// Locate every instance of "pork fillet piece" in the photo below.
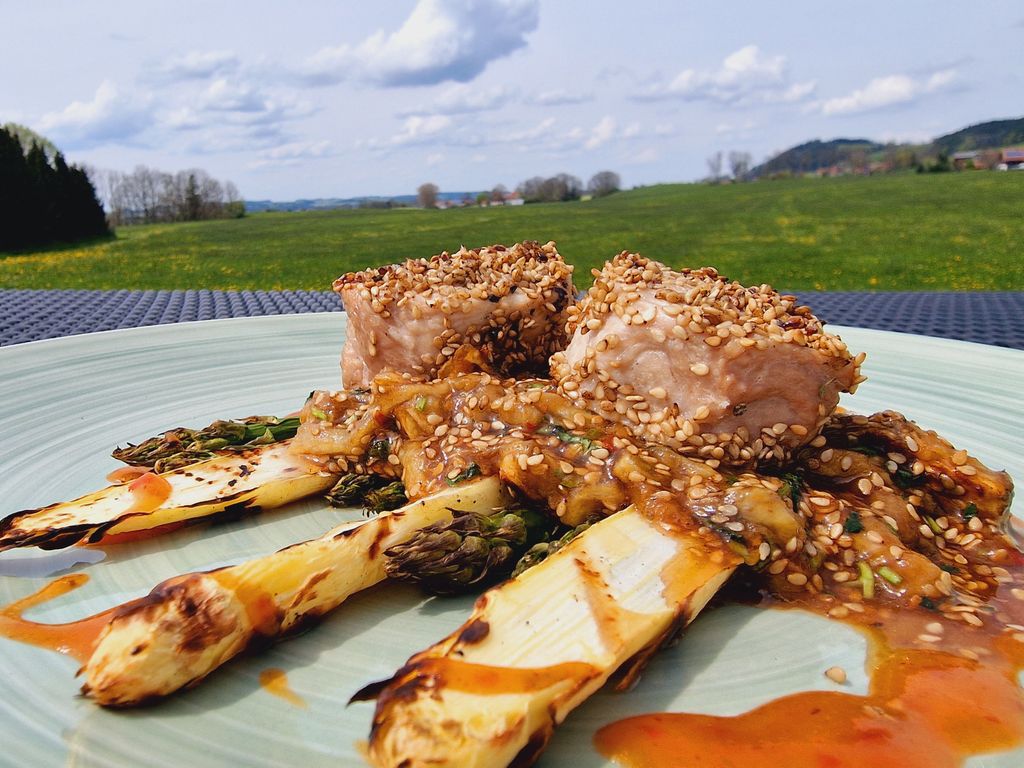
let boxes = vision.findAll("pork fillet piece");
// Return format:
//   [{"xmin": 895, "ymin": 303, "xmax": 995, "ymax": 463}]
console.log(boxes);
[
  {"xmin": 550, "ymin": 253, "xmax": 864, "ymax": 465},
  {"xmin": 335, "ymin": 241, "xmax": 574, "ymax": 387}
]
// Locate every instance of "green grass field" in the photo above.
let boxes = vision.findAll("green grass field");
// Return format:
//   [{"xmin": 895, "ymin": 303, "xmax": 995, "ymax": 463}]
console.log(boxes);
[{"xmin": 2, "ymin": 172, "xmax": 1021, "ymax": 291}]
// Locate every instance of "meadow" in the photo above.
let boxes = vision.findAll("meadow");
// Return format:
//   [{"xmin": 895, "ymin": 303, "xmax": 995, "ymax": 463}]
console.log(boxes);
[{"xmin": 1, "ymin": 172, "xmax": 1021, "ymax": 291}]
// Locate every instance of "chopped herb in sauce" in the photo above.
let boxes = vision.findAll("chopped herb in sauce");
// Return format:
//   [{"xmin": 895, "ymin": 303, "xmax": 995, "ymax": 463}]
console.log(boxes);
[
  {"xmin": 857, "ymin": 561, "xmax": 875, "ymax": 598},
  {"xmin": 446, "ymin": 463, "xmax": 482, "ymax": 486},
  {"xmin": 843, "ymin": 510, "xmax": 863, "ymax": 533},
  {"xmin": 877, "ymin": 566, "xmax": 903, "ymax": 585},
  {"xmin": 536, "ymin": 422, "xmax": 597, "ymax": 452}
]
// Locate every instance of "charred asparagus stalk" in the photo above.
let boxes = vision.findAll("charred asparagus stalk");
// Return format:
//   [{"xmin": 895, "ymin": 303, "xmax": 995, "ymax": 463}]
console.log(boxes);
[
  {"xmin": 383, "ymin": 505, "xmax": 553, "ymax": 595},
  {"xmin": 363, "ymin": 505, "xmax": 739, "ymax": 768},
  {"xmin": 113, "ymin": 415, "xmax": 301, "ymax": 472},
  {"xmin": 82, "ymin": 477, "xmax": 511, "ymax": 706},
  {"xmin": 0, "ymin": 441, "xmax": 335, "ymax": 551},
  {"xmin": 326, "ymin": 474, "xmax": 410, "ymax": 515}
]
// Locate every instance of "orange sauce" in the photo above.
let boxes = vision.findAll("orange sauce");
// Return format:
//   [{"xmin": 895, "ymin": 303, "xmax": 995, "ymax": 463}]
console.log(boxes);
[
  {"xmin": 596, "ymin": 592, "xmax": 1024, "ymax": 768},
  {"xmin": 259, "ymin": 668, "xmax": 307, "ymax": 708},
  {"xmin": 85, "ymin": 521, "xmax": 189, "ymax": 546},
  {"xmin": 414, "ymin": 658, "xmax": 597, "ymax": 694},
  {"xmin": 105, "ymin": 466, "xmax": 151, "ymax": 485},
  {"xmin": 125, "ymin": 471, "xmax": 173, "ymax": 513},
  {"xmin": 597, "ymin": 643, "xmax": 1024, "ymax": 768},
  {"xmin": 0, "ymin": 574, "xmax": 116, "ymax": 664},
  {"xmin": 212, "ymin": 571, "xmax": 281, "ymax": 636}
]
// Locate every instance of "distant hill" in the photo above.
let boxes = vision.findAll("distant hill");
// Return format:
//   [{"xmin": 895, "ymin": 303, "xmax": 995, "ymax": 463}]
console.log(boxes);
[
  {"xmin": 752, "ymin": 139, "xmax": 883, "ymax": 177},
  {"xmin": 751, "ymin": 116, "xmax": 1024, "ymax": 177},
  {"xmin": 246, "ymin": 191, "xmax": 482, "ymax": 213},
  {"xmin": 931, "ymin": 117, "xmax": 1024, "ymax": 154}
]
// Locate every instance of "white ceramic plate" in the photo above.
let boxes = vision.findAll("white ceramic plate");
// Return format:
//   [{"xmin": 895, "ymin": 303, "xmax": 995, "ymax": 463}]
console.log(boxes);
[{"xmin": 0, "ymin": 314, "xmax": 1021, "ymax": 767}]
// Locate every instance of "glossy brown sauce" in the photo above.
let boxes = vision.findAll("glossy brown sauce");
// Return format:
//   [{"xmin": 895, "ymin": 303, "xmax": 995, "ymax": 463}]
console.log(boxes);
[
  {"xmin": 258, "ymin": 668, "xmax": 307, "ymax": 708},
  {"xmin": 0, "ymin": 574, "xmax": 115, "ymax": 664}
]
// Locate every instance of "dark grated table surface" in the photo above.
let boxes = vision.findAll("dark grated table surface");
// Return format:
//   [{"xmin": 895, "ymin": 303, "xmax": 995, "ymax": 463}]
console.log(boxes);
[{"xmin": 1, "ymin": 289, "xmax": 1022, "ymax": 350}]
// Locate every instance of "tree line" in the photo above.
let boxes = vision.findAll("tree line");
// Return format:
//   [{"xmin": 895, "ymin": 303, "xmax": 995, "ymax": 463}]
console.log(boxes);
[
  {"xmin": 416, "ymin": 171, "xmax": 620, "ymax": 208},
  {"xmin": 516, "ymin": 170, "xmax": 620, "ymax": 202},
  {"xmin": 0, "ymin": 124, "xmax": 109, "ymax": 251},
  {"xmin": 91, "ymin": 166, "xmax": 245, "ymax": 226}
]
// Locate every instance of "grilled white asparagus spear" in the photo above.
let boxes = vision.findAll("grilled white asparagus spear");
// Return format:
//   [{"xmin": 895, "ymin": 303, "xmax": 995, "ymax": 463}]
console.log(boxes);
[
  {"xmin": 364, "ymin": 504, "xmax": 738, "ymax": 768},
  {"xmin": 82, "ymin": 477, "xmax": 511, "ymax": 706},
  {"xmin": 0, "ymin": 441, "xmax": 335, "ymax": 551}
]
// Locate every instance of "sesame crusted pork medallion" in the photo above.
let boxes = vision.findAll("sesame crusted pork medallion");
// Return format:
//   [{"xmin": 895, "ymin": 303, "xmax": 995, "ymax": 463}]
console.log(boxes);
[
  {"xmin": 550, "ymin": 253, "xmax": 865, "ymax": 466},
  {"xmin": 335, "ymin": 241, "xmax": 574, "ymax": 387}
]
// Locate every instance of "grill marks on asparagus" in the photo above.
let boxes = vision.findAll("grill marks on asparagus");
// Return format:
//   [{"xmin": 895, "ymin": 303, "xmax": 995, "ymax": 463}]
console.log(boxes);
[
  {"xmin": 364, "ymin": 506, "xmax": 740, "ymax": 768},
  {"xmin": 0, "ymin": 442, "xmax": 335, "ymax": 551},
  {"xmin": 80, "ymin": 478, "xmax": 512, "ymax": 706}
]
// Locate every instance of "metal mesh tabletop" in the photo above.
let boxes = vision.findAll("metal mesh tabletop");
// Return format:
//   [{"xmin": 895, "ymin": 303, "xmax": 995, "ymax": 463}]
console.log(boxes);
[{"xmin": 2, "ymin": 289, "xmax": 1022, "ymax": 349}]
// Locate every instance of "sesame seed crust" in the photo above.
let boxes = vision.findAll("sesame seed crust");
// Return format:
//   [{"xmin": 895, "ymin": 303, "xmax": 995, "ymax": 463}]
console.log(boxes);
[
  {"xmin": 550, "ymin": 252, "xmax": 863, "ymax": 465},
  {"xmin": 336, "ymin": 241, "xmax": 575, "ymax": 387}
]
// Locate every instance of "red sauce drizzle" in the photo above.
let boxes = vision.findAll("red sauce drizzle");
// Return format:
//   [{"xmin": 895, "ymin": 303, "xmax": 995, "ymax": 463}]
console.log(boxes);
[{"xmin": 0, "ymin": 574, "xmax": 117, "ymax": 664}]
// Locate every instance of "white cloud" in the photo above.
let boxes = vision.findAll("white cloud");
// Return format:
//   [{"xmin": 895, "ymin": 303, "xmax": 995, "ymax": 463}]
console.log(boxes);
[
  {"xmin": 426, "ymin": 152, "xmax": 445, "ymax": 166},
  {"xmin": 585, "ymin": 115, "xmax": 616, "ymax": 150},
  {"xmin": 156, "ymin": 77, "xmax": 317, "ymax": 154},
  {"xmin": 195, "ymin": 78, "xmax": 316, "ymax": 127},
  {"xmin": 153, "ymin": 50, "xmax": 239, "ymax": 81},
  {"xmin": 248, "ymin": 139, "xmax": 334, "ymax": 168},
  {"xmin": 367, "ymin": 114, "xmax": 453, "ymax": 148},
  {"xmin": 820, "ymin": 68, "xmax": 957, "ymax": 115},
  {"xmin": 201, "ymin": 78, "xmax": 268, "ymax": 113},
  {"xmin": 528, "ymin": 89, "xmax": 593, "ymax": 106},
  {"xmin": 163, "ymin": 106, "xmax": 203, "ymax": 131},
  {"xmin": 38, "ymin": 80, "xmax": 152, "ymax": 148},
  {"xmin": 634, "ymin": 45, "xmax": 816, "ymax": 106},
  {"xmin": 495, "ymin": 116, "xmax": 556, "ymax": 145},
  {"xmin": 397, "ymin": 84, "xmax": 517, "ymax": 116},
  {"xmin": 300, "ymin": 0, "xmax": 539, "ymax": 87}
]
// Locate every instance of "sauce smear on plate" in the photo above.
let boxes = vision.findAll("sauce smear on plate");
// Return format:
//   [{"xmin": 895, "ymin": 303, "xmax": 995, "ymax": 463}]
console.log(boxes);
[{"xmin": 0, "ymin": 574, "xmax": 114, "ymax": 663}]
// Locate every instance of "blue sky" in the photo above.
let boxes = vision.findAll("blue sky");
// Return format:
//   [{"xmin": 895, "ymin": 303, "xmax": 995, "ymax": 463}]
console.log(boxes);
[{"xmin": 3, "ymin": 0, "xmax": 1021, "ymax": 200}]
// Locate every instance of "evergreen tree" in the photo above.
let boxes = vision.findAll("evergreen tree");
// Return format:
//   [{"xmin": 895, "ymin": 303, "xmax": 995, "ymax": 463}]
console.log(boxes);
[{"xmin": 0, "ymin": 125, "xmax": 110, "ymax": 251}]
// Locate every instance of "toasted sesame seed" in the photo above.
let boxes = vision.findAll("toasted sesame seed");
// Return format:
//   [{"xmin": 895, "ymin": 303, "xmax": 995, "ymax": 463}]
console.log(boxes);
[
  {"xmin": 787, "ymin": 573, "xmax": 809, "ymax": 586},
  {"xmin": 825, "ymin": 666, "xmax": 847, "ymax": 684},
  {"xmin": 690, "ymin": 363, "xmax": 710, "ymax": 376}
]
